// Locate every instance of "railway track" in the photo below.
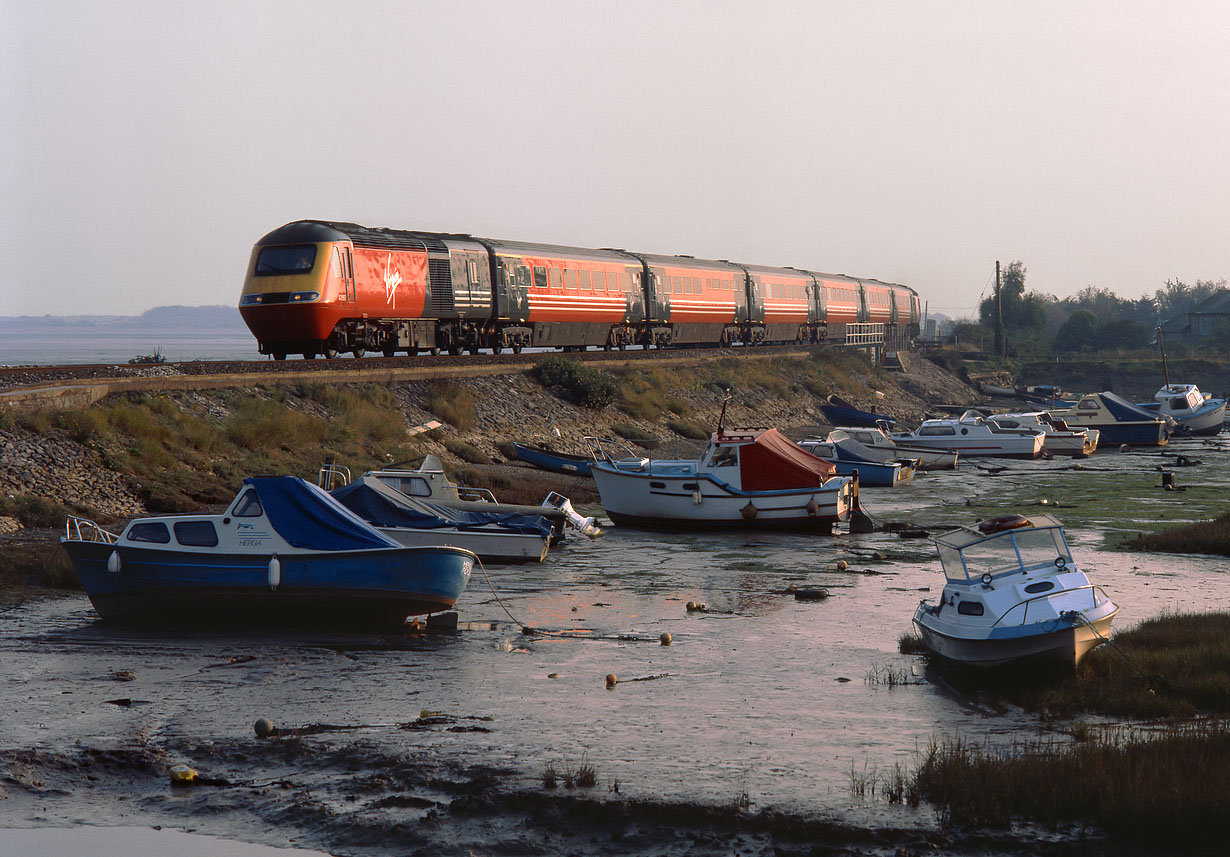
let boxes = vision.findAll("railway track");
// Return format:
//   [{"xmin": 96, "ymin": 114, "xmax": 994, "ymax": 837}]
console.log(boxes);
[{"xmin": 0, "ymin": 344, "xmax": 817, "ymax": 409}]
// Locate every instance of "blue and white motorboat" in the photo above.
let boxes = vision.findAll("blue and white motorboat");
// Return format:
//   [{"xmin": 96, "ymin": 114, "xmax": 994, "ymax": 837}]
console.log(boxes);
[
  {"xmin": 61, "ymin": 476, "xmax": 477, "ymax": 628},
  {"xmin": 1137, "ymin": 384, "xmax": 1225, "ymax": 436},
  {"xmin": 797, "ymin": 437, "xmax": 917, "ymax": 487},
  {"xmin": 589, "ymin": 427, "xmax": 857, "ymax": 532},
  {"xmin": 818, "ymin": 394, "xmax": 896, "ymax": 429},
  {"xmin": 912, "ymin": 514, "xmax": 1119, "ymax": 669},
  {"xmin": 827, "ymin": 425, "xmax": 959, "ymax": 470},
  {"xmin": 1047, "ymin": 391, "xmax": 1171, "ymax": 446}
]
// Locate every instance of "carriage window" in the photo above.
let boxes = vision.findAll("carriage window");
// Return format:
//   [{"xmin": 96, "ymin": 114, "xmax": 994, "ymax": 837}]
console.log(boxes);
[
  {"xmin": 232, "ymin": 490, "xmax": 263, "ymax": 517},
  {"xmin": 255, "ymin": 244, "xmax": 317, "ymax": 276},
  {"xmin": 564, "ymin": 269, "xmax": 576, "ymax": 289},
  {"xmin": 533, "ymin": 266, "xmax": 547, "ymax": 288},
  {"xmin": 174, "ymin": 521, "xmax": 219, "ymax": 547},
  {"xmin": 549, "ymin": 268, "xmax": 562, "ymax": 288},
  {"xmin": 127, "ymin": 522, "xmax": 170, "ymax": 543},
  {"xmin": 673, "ymin": 276, "xmax": 682, "ymax": 294},
  {"xmin": 579, "ymin": 270, "xmax": 591, "ymax": 290}
]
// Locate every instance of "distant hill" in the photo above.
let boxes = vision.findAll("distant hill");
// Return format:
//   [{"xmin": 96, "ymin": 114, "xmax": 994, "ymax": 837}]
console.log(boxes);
[{"xmin": 0, "ymin": 305, "xmax": 247, "ymax": 331}]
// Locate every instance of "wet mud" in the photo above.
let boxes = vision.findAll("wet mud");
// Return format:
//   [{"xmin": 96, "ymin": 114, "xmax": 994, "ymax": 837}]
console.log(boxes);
[{"xmin": 2, "ymin": 436, "xmax": 1228, "ymax": 856}]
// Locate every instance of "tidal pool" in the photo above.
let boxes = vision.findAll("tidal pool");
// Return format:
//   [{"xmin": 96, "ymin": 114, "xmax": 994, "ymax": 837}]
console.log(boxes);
[{"xmin": 1, "ymin": 435, "xmax": 1227, "ymax": 855}]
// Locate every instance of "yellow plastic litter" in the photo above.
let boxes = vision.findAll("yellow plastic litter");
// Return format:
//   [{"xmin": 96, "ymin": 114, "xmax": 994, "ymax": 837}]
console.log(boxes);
[{"xmin": 169, "ymin": 764, "xmax": 198, "ymax": 785}]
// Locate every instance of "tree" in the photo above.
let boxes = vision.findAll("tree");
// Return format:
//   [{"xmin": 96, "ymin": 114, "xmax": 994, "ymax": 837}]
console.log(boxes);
[
  {"xmin": 978, "ymin": 261, "xmax": 1048, "ymax": 351},
  {"xmin": 1054, "ymin": 310, "xmax": 1098, "ymax": 352},
  {"xmin": 1093, "ymin": 317, "xmax": 1151, "ymax": 352}
]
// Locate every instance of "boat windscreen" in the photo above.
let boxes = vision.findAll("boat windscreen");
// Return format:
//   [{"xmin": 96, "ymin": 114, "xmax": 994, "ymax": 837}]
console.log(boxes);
[{"xmin": 941, "ymin": 525, "xmax": 1071, "ymax": 581}]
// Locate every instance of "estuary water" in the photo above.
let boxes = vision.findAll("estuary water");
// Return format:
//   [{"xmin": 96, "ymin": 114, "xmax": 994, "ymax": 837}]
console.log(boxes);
[{"xmin": 1, "ymin": 436, "xmax": 1228, "ymax": 855}]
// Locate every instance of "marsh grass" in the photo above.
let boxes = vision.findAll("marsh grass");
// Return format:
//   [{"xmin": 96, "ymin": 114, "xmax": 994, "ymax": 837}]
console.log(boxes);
[
  {"xmin": 0, "ymin": 540, "xmax": 80, "ymax": 592},
  {"xmin": 1127, "ymin": 512, "xmax": 1230, "ymax": 557},
  {"xmin": 444, "ymin": 438, "xmax": 489, "ymax": 464},
  {"xmin": 910, "ymin": 722, "xmax": 1230, "ymax": 846},
  {"xmin": 425, "ymin": 380, "xmax": 476, "ymax": 430},
  {"xmin": 665, "ymin": 418, "xmax": 710, "ymax": 439},
  {"xmin": 897, "ymin": 631, "xmax": 928, "ymax": 655}
]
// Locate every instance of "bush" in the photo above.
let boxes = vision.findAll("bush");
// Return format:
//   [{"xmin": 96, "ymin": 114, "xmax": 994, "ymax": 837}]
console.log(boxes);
[
  {"xmin": 530, "ymin": 357, "xmax": 617, "ymax": 409},
  {"xmin": 444, "ymin": 439, "xmax": 490, "ymax": 464}
]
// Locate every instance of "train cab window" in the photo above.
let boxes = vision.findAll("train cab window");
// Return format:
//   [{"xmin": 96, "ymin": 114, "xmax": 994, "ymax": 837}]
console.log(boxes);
[
  {"xmin": 579, "ymin": 270, "xmax": 591, "ymax": 290},
  {"xmin": 174, "ymin": 521, "xmax": 219, "ymax": 547},
  {"xmin": 127, "ymin": 522, "xmax": 171, "ymax": 543},
  {"xmin": 255, "ymin": 244, "xmax": 317, "ymax": 276},
  {"xmin": 533, "ymin": 266, "xmax": 547, "ymax": 288}
]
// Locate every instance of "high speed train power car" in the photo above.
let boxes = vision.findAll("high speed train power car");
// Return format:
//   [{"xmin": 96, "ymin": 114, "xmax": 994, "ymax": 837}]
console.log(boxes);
[{"xmin": 238, "ymin": 220, "xmax": 920, "ymax": 360}]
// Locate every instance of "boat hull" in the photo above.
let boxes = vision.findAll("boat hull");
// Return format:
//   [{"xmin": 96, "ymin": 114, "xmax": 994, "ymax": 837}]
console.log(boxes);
[
  {"xmin": 591, "ymin": 465, "xmax": 853, "ymax": 532},
  {"xmin": 378, "ymin": 526, "xmax": 548, "ymax": 563},
  {"xmin": 63, "ymin": 540, "xmax": 474, "ymax": 628},
  {"xmin": 512, "ymin": 442, "xmax": 595, "ymax": 476},
  {"xmin": 913, "ymin": 605, "xmax": 1118, "ymax": 669}
]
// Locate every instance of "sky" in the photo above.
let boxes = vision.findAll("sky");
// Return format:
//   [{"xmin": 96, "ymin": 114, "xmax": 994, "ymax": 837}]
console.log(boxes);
[{"xmin": 4, "ymin": 1, "xmax": 1230, "ymax": 320}]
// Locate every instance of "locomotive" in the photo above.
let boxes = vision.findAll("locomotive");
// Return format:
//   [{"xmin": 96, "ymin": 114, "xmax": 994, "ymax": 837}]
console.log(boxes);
[{"xmin": 238, "ymin": 220, "xmax": 920, "ymax": 360}]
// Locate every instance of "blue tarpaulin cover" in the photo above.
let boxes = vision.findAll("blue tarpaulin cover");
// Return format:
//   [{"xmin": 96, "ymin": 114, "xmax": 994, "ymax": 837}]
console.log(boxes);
[
  {"xmin": 245, "ymin": 477, "xmax": 402, "ymax": 551},
  {"xmin": 332, "ymin": 477, "xmax": 554, "ymax": 539},
  {"xmin": 1098, "ymin": 391, "xmax": 1165, "ymax": 422}
]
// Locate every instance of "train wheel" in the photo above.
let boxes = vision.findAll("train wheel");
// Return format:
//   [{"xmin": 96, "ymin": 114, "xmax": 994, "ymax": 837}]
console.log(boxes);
[
  {"xmin": 272, "ymin": 351, "xmax": 286, "ymax": 361},
  {"xmin": 383, "ymin": 348, "xmax": 396, "ymax": 358},
  {"xmin": 303, "ymin": 352, "xmax": 317, "ymax": 360},
  {"xmin": 323, "ymin": 345, "xmax": 338, "ymax": 359},
  {"xmin": 352, "ymin": 347, "xmax": 366, "ymax": 358},
  {"xmin": 512, "ymin": 345, "xmax": 523, "ymax": 354},
  {"xmin": 429, "ymin": 346, "xmax": 440, "ymax": 356},
  {"xmin": 603, "ymin": 341, "xmax": 612, "ymax": 352},
  {"xmin": 618, "ymin": 342, "xmax": 626, "ymax": 351},
  {"xmin": 492, "ymin": 343, "xmax": 503, "ymax": 354}
]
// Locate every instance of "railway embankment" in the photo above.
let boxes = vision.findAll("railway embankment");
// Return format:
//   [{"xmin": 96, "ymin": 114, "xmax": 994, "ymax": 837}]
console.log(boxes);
[{"xmin": 0, "ymin": 349, "xmax": 979, "ymax": 554}]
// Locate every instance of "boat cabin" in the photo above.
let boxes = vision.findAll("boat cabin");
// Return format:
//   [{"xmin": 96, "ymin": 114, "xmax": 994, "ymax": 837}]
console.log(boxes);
[
  {"xmin": 934, "ymin": 514, "xmax": 1073, "ymax": 586},
  {"xmin": 698, "ymin": 428, "xmax": 837, "ymax": 491}
]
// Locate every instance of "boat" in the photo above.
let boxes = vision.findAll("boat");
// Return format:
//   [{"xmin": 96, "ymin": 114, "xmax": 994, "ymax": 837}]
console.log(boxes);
[
  {"xmin": 827, "ymin": 424, "xmax": 959, "ymax": 470},
  {"xmin": 1047, "ymin": 392, "xmax": 1171, "ymax": 447},
  {"xmin": 1137, "ymin": 384, "xmax": 1226, "ymax": 436},
  {"xmin": 330, "ymin": 475, "xmax": 554, "ymax": 563},
  {"xmin": 511, "ymin": 442, "xmax": 598, "ymax": 476},
  {"xmin": 60, "ymin": 476, "xmax": 477, "ymax": 628},
  {"xmin": 818, "ymin": 394, "xmax": 896, "ymax": 429},
  {"xmin": 589, "ymin": 427, "xmax": 859, "ymax": 532},
  {"xmin": 890, "ymin": 415, "xmax": 1045, "ymax": 459},
  {"xmin": 912, "ymin": 514, "xmax": 1119, "ymax": 669},
  {"xmin": 347, "ymin": 456, "xmax": 571, "ymax": 543},
  {"xmin": 796, "ymin": 437, "xmax": 917, "ymax": 487},
  {"xmin": 511, "ymin": 436, "xmax": 645, "ymax": 477},
  {"xmin": 982, "ymin": 411, "xmax": 1099, "ymax": 456}
]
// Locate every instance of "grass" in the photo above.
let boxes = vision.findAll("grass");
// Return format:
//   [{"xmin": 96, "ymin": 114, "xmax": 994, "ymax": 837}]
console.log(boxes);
[
  {"xmin": 1126, "ymin": 512, "xmax": 1230, "ymax": 557},
  {"xmin": 0, "ymin": 540, "xmax": 80, "ymax": 593},
  {"xmin": 444, "ymin": 438, "xmax": 489, "ymax": 464},
  {"xmin": 425, "ymin": 379, "xmax": 476, "ymax": 430},
  {"xmin": 665, "ymin": 418, "xmax": 710, "ymax": 440},
  {"xmin": 908, "ymin": 723, "xmax": 1230, "ymax": 847}
]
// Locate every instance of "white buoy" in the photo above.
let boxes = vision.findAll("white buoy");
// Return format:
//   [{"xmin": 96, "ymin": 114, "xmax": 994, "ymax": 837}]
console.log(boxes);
[
  {"xmin": 267, "ymin": 555, "xmax": 281, "ymax": 590},
  {"xmin": 106, "ymin": 550, "xmax": 121, "ymax": 573}
]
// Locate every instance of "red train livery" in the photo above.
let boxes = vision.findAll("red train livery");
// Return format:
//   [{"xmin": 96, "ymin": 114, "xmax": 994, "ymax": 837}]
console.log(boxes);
[{"xmin": 238, "ymin": 220, "xmax": 921, "ymax": 359}]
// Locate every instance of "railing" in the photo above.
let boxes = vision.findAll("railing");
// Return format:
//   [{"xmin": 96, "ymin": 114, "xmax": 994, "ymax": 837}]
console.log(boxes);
[
  {"xmin": 65, "ymin": 515, "xmax": 117, "ymax": 544},
  {"xmin": 456, "ymin": 487, "xmax": 499, "ymax": 503},
  {"xmin": 843, "ymin": 323, "xmax": 885, "ymax": 345},
  {"xmin": 992, "ymin": 585, "xmax": 1111, "ymax": 628},
  {"xmin": 317, "ymin": 464, "xmax": 352, "ymax": 490}
]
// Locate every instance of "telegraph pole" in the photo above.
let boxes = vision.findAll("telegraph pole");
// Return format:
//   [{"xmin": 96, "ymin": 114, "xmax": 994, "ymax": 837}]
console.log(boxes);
[{"xmin": 993, "ymin": 260, "xmax": 1005, "ymax": 358}]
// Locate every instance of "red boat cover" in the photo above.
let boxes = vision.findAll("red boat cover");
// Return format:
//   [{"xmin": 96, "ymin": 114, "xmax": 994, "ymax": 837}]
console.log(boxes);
[{"xmin": 723, "ymin": 428, "xmax": 836, "ymax": 491}]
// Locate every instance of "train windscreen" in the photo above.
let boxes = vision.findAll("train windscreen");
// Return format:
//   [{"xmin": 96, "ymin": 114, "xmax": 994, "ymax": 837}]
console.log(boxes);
[{"xmin": 255, "ymin": 244, "xmax": 317, "ymax": 276}]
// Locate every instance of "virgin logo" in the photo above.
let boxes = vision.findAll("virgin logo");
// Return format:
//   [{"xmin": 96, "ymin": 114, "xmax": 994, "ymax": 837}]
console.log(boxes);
[{"xmin": 383, "ymin": 254, "xmax": 402, "ymax": 308}]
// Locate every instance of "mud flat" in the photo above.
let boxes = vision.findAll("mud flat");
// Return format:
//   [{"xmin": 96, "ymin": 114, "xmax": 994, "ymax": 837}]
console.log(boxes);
[{"xmin": 1, "ymin": 435, "xmax": 1228, "ymax": 855}]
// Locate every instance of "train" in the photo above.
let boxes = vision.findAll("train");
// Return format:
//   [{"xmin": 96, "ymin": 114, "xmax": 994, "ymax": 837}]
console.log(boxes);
[{"xmin": 238, "ymin": 220, "xmax": 921, "ymax": 360}]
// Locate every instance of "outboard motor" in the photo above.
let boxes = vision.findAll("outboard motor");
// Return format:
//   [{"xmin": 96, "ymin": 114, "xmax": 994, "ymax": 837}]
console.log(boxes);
[{"xmin": 542, "ymin": 492, "xmax": 602, "ymax": 538}]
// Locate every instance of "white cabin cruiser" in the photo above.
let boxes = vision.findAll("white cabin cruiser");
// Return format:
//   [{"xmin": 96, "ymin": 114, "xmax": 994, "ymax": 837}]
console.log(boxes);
[
  {"xmin": 912, "ymin": 514, "xmax": 1119, "ymax": 669},
  {"xmin": 891, "ymin": 416, "xmax": 1045, "ymax": 459},
  {"xmin": 983, "ymin": 411, "xmax": 1099, "ymax": 456},
  {"xmin": 1139, "ymin": 384, "xmax": 1225, "ymax": 436}
]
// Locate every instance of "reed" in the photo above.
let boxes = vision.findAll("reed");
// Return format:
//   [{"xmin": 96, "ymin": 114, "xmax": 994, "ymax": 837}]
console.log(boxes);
[
  {"xmin": 910, "ymin": 722, "xmax": 1230, "ymax": 846},
  {"xmin": 1127, "ymin": 513, "xmax": 1230, "ymax": 557}
]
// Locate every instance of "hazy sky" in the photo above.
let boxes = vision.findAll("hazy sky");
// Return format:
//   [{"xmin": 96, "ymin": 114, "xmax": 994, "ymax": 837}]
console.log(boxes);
[{"xmin": 5, "ymin": 1, "xmax": 1230, "ymax": 319}]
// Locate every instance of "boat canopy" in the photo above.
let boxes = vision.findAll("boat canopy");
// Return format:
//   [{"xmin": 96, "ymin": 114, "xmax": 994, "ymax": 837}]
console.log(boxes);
[
  {"xmin": 933, "ymin": 514, "xmax": 1073, "ymax": 583},
  {"xmin": 243, "ymin": 476, "xmax": 402, "ymax": 551},
  {"xmin": 714, "ymin": 428, "xmax": 836, "ymax": 491},
  {"xmin": 1087, "ymin": 392, "xmax": 1164, "ymax": 422},
  {"xmin": 331, "ymin": 477, "xmax": 555, "ymax": 538}
]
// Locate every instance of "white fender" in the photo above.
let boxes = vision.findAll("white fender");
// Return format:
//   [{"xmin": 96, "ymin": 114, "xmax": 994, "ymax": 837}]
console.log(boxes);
[
  {"xmin": 268, "ymin": 555, "xmax": 281, "ymax": 590},
  {"xmin": 106, "ymin": 550, "xmax": 121, "ymax": 573}
]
